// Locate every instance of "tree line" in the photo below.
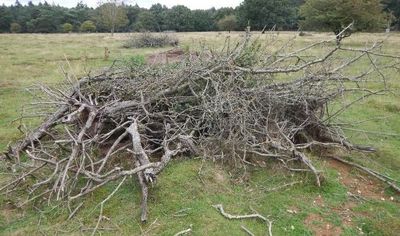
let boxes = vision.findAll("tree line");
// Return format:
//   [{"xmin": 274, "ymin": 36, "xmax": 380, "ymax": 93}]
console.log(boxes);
[{"xmin": 0, "ymin": 0, "xmax": 399, "ymax": 34}]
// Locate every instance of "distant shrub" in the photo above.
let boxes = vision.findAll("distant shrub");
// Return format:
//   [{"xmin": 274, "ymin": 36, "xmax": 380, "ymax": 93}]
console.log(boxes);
[
  {"xmin": 10, "ymin": 23, "xmax": 21, "ymax": 33},
  {"xmin": 299, "ymin": 31, "xmax": 312, "ymax": 36},
  {"xmin": 217, "ymin": 15, "xmax": 237, "ymax": 33},
  {"xmin": 62, "ymin": 23, "xmax": 73, "ymax": 33},
  {"xmin": 80, "ymin": 20, "xmax": 96, "ymax": 33},
  {"xmin": 123, "ymin": 32, "xmax": 179, "ymax": 48}
]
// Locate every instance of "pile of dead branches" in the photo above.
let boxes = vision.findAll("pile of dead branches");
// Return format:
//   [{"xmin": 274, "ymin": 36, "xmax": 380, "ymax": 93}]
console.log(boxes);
[
  {"xmin": 123, "ymin": 32, "xmax": 179, "ymax": 48},
  {"xmin": 2, "ymin": 26, "xmax": 400, "ymax": 227}
]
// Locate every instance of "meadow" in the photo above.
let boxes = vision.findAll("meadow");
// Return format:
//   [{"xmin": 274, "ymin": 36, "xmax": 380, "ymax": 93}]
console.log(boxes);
[{"xmin": 0, "ymin": 32, "xmax": 399, "ymax": 235}]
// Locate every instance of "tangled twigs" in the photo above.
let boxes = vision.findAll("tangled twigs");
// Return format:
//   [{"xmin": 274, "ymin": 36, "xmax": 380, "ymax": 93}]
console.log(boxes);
[
  {"xmin": 213, "ymin": 204, "xmax": 273, "ymax": 236},
  {"xmin": 1, "ymin": 26, "xmax": 400, "ymax": 226}
]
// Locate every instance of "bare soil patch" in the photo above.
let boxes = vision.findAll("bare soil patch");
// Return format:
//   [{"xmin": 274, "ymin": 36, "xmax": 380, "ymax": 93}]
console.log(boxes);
[
  {"xmin": 147, "ymin": 48, "xmax": 185, "ymax": 65},
  {"xmin": 305, "ymin": 213, "xmax": 342, "ymax": 236},
  {"xmin": 327, "ymin": 159, "xmax": 386, "ymax": 200},
  {"xmin": 304, "ymin": 158, "xmax": 393, "ymax": 235}
]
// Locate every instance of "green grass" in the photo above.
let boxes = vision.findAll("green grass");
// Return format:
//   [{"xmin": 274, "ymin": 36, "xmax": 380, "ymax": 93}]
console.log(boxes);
[{"xmin": 0, "ymin": 32, "xmax": 400, "ymax": 235}]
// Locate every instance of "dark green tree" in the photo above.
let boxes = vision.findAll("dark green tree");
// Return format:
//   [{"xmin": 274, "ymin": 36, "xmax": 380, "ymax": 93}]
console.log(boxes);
[
  {"xmin": 300, "ymin": 0, "xmax": 387, "ymax": 34},
  {"xmin": 0, "ymin": 5, "xmax": 13, "ymax": 32},
  {"xmin": 126, "ymin": 4, "xmax": 141, "ymax": 30},
  {"xmin": 192, "ymin": 9, "xmax": 216, "ymax": 31},
  {"xmin": 133, "ymin": 10, "xmax": 158, "ymax": 31},
  {"xmin": 383, "ymin": 0, "xmax": 400, "ymax": 30},
  {"xmin": 237, "ymin": 0, "xmax": 298, "ymax": 30},
  {"xmin": 29, "ymin": 6, "xmax": 65, "ymax": 33},
  {"xmin": 67, "ymin": 2, "xmax": 94, "ymax": 31},
  {"xmin": 164, "ymin": 5, "xmax": 193, "ymax": 32},
  {"xmin": 0, "ymin": 1, "xmax": 94, "ymax": 33},
  {"xmin": 150, "ymin": 4, "xmax": 168, "ymax": 31}
]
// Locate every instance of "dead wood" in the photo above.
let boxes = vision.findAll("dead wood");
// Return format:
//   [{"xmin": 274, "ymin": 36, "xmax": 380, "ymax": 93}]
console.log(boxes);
[{"xmin": 1, "ymin": 26, "xmax": 400, "ymax": 227}]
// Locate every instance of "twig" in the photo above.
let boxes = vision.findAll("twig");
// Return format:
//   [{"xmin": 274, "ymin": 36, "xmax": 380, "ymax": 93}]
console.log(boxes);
[
  {"xmin": 241, "ymin": 225, "xmax": 255, "ymax": 236},
  {"xmin": 174, "ymin": 225, "xmax": 193, "ymax": 236},
  {"xmin": 91, "ymin": 176, "xmax": 127, "ymax": 236},
  {"xmin": 67, "ymin": 202, "xmax": 83, "ymax": 220},
  {"xmin": 212, "ymin": 204, "xmax": 273, "ymax": 236}
]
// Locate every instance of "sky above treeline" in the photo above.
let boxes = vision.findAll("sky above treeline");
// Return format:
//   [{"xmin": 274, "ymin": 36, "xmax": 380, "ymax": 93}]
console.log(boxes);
[{"xmin": 1, "ymin": 0, "xmax": 244, "ymax": 9}]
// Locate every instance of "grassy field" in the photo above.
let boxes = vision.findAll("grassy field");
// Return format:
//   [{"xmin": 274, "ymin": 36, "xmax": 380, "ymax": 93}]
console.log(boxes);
[{"xmin": 0, "ymin": 32, "xmax": 399, "ymax": 235}]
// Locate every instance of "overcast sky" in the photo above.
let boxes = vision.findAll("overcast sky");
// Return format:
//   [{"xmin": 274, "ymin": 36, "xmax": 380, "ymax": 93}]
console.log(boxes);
[{"xmin": 1, "ymin": 0, "xmax": 243, "ymax": 9}]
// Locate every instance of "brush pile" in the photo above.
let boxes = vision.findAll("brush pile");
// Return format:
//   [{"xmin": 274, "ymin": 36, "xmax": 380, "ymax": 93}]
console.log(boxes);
[
  {"xmin": 123, "ymin": 32, "xmax": 179, "ymax": 48},
  {"xmin": 2, "ymin": 28, "xmax": 400, "ymax": 224}
]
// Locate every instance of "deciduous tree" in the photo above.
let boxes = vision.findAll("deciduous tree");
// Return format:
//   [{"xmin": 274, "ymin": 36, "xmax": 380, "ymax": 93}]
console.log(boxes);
[
  {"xmin": 300, "ymin": 0, "xmax": 386, "ymax": 34},
  {"xmin": 95, "ymin": 0, "xmax": 128, "ymax": 35},
  {"xmin": 62, "ymin": 23, "xmax": 73, "ymax": 32},
  {"xmin": 133, "ymin": 11, "xmax": 158, "ymax": 32},
  {"xmin": 192, "ymin": 9, "xmax": 216, "ymax": 31},
  {"xmin": 10, "ymin": 22, "xmax": 21, "ymax": 33},
  {"xmin": 80, "ymin": 20, "xmax": 96, "ymax": 32},
  {"xmin": 217, "ymin": 15, "xmax": 237, "ymax": 32},
  {"xmin": 237, "ymin": 0, "xmax": 298, "ymax": 30},
  {"xmin": 164, "ymin": 5, "xmax": 193, "ymax": 32}
]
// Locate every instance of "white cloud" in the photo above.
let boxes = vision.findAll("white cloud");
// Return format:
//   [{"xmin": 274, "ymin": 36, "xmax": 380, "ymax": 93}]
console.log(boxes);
[{"xmin": 1, "ymin": 0, "xmax": 243, "ymax": 9}]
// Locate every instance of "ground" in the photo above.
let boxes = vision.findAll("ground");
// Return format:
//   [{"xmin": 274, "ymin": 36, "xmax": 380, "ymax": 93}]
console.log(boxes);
[{"xmin": 0, "ymin": 32, "xmax": 399, "ymax": 235}]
